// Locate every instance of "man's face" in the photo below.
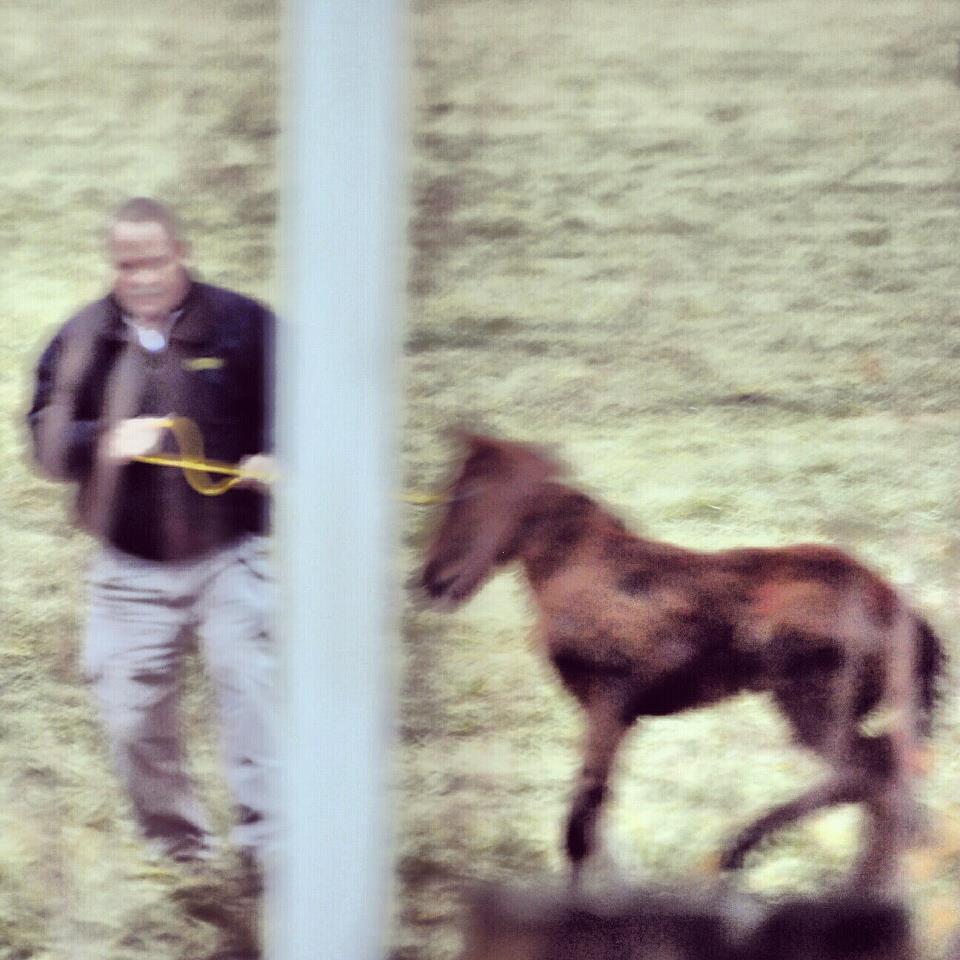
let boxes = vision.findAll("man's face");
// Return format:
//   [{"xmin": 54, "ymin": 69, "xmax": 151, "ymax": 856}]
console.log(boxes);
[{"xmin": 109, "ymin": 219, "xmax": 188, "ymax": 321}]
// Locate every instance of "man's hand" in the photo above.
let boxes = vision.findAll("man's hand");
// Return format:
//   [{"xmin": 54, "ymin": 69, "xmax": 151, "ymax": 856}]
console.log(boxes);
[
  {"xmin": 104, "ymin": 417, "xmax": 168, "ymax": 463},
  {"xmin": 236, "ymin": 453, "xmax": 278, "ymax": 491}
]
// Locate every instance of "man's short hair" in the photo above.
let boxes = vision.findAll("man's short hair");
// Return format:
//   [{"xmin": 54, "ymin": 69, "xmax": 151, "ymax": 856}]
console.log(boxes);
[{"xmin": 109, "ymin": 197, "xmax": 183, "ymax": 241}]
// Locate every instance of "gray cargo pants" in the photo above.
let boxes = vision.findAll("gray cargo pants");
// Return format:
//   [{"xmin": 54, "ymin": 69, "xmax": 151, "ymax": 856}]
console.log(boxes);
[{"xmin": 82, "ymin": 534, "xmax": 276, "ymax": 862}]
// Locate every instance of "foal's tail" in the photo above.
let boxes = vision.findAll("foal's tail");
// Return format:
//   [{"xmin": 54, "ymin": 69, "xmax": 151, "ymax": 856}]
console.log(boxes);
[{"xmin": 916, "ymin": 616, "xmax": 946, "ymax": 738}]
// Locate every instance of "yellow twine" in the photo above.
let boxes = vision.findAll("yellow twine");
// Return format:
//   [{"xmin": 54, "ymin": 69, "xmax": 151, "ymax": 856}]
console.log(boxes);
[
  {"xmin": 397, "ymin": 491, "xmax": 447, "ymax": 505},
  {"xmin": 133, "ymin": 416, "xmax": 447, "ymax": 504},
  {"xmin": 134, "ymin": 417, "xmax": 261, "ymax": 496}
]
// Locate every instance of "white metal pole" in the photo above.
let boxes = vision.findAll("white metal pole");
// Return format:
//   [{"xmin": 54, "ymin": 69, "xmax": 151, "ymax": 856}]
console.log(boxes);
[{"xmin": 271, "ymin": 2, "xmax": 402, "ymax": 957}]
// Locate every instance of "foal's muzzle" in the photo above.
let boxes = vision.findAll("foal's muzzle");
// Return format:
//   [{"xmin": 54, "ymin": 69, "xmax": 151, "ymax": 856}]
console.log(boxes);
[{"xmin": 421, "ymin": 559, "xmax": 457, "ymax": 600}]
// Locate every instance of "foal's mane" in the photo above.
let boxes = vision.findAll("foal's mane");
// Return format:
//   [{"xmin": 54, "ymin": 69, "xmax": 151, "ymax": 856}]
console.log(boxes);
[{"xmin": 456, "ymin": 430, "xmax": 565, "ymax": 480}]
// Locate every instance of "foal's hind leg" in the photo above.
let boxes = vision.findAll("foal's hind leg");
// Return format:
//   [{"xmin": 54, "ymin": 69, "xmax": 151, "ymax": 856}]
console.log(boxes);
[
  {"xmin": 722, "ymin": 637, "xmax": 867, "ymax": 872},
  {"xmin": 719, "ymin": 774, "xmax": 864, "ymax": 871},
  {"xmin": 849, "ymin": 793, "xmax": 904, "ymax": 894},
  {"xmin": 847, "ymin": 733, "xmax": 916, "ymax": 894},
  {"xmin": 565, "ymin": 692, "xmax": 632, "ymax": 887}
]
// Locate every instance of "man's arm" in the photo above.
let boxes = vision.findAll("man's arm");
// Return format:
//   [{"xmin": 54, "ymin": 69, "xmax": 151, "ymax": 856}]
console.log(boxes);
[
  {"xmin": 255, "ymin": 304, "xmax": 275, "ymax": 455},
  {"xmin": 236, "ymin": 304, "xmax": 277, "ymax": 490},
  {"xmin": 27, "ymin": 329, "xmax": 102, "ymax": 481}
]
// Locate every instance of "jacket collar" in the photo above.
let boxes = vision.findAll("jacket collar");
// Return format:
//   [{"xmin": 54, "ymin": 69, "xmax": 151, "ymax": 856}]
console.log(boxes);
[{"xmin": 101, "ymin": 275, "xmax": 211, "ymax": 345}]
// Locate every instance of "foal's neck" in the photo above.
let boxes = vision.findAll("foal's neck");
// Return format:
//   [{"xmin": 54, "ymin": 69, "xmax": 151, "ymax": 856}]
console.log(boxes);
[
  {"xmin": 513, "ymin": 482, "xmax": 610, "ymax": 586},
  {"xmin": 512, "ymin": 481, "xmax": 690, "ymax": 589}
]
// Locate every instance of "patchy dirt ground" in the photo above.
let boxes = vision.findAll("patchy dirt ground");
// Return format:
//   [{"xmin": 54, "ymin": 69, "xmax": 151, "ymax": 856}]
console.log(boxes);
[{"xmin": 397, "ymin": 2, "xmax": 960, "ymax": 958}]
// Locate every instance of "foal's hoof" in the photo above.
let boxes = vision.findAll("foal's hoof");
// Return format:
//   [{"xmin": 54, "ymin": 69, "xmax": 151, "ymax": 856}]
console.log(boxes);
[
  {"xmin": 718, "ymin": 826, "xmax": 765, "ymax": 873},
  {"xmin": 719, "ymin": 854, "xmax": 742, "ymax": 872},
  {"xmin": 717, "ymin": 846, "xmax": 748, "ymax": 873}
]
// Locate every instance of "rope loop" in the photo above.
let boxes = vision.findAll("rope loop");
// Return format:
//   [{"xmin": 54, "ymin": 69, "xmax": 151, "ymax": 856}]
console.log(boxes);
[
  {"xmin": 133, "ymin": 417, "xmax": 446, "ymax": 504},
  {"xmin": 134, "ymin": 417, "xmax": 251, "ymax": 496}
]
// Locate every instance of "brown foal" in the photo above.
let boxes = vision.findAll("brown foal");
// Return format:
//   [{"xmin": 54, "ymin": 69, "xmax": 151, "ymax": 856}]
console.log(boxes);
[{"xmin": 420, "ymin": 433, "xmax": 944, "ymax": 891}]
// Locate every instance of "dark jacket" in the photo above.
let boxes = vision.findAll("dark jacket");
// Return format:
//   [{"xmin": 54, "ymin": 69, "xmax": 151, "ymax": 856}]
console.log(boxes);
[{"xmin": 28, "ymin": 279, "xmax": 274, "ymax": 561}]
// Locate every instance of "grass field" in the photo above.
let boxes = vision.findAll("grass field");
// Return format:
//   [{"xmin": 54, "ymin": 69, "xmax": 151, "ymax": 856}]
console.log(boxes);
[
  {"xmin": 1, "ymin": 2, "xmax": 277, "ymax": 958},
  {"xmin": 396, "ymin": 2, "xmax": 960, "ymax": 958},
  {"xmin": 4, "ymin": 1, "xmax": 960, "ymax": 959}
]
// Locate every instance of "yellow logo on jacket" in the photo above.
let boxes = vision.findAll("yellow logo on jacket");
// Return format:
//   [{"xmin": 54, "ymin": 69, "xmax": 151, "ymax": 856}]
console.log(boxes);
[{"xmin": 183, "ymin": 357, "xmax": 225, "ymax": 372}]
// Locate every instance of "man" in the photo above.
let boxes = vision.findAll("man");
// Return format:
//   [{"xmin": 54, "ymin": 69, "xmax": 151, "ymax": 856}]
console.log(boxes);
[{"xmin": 27, "ymin": 198, "xmax": 277, "ymax": 868}]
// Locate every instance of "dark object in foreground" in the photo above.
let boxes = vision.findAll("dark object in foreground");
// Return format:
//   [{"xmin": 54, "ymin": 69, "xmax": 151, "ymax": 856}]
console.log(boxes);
[
  {"xmin": 460, "ymin": 884, "xmax": 915, "ymax": 960},
  {"xmin": 420, "ymin": 433, "xmax": 945, "ymax": 890}
]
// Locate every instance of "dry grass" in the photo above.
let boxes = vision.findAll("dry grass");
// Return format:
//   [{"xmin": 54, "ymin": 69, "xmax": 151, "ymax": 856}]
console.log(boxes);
[
  {"xmin": 397, "ymin": 2, "xmax": 960, "ymax": 958},
  {"xmin": 6, "ymin": 1, "xmax": 960, "ymax": 958},
  {"xmin": 1, "ymin": 2, "xmax": 277, "ymax": 957}
]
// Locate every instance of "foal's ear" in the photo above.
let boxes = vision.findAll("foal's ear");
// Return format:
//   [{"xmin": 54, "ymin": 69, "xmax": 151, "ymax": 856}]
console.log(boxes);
[
  {"xmin": 443, "ymin": 423, "xmax": 566, "ymax": 478},
  {"xmin": 473, "ymin": 433, "xmax": 566, "ymax": 481},
  {"xmin": 523, "ymin": 441, "xmax": 565, "ymax": 480},
  {"xmin": 444, "ymin": 423, "xmax": 504, "ymax": 457}
]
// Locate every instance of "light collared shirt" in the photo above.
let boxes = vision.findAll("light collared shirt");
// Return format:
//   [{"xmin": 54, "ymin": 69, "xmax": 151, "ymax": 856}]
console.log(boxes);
[{"xmin": 122, "ymin": 309, "xmax": 183, "ymax": 353}]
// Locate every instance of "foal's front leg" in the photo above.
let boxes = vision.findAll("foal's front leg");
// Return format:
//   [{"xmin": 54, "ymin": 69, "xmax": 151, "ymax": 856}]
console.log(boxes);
[{"xmin": 565, "ymin": 692, "xmax": 632, "ymax": 887}]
